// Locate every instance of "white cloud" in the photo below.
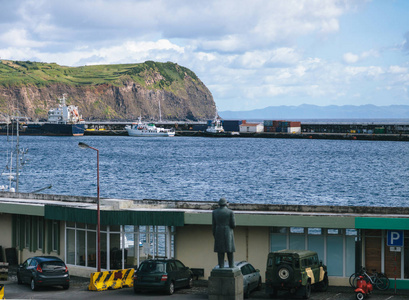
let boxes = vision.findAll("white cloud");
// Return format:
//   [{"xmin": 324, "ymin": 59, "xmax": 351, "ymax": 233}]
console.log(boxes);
[
  {"xmin": 1, "ymin": 0, "xmax": 408, "ymax": 110},
  {"xmin": 388, "ymin": 65, "xmax": 407, "ymax": 74},
  {"xmin": 343, "ymin": 49, "xmax": 379, "ymax": 64},
  {"xmin": 0, "ymin": 29, "xmax": 45, "ymax": 48},
  {"xmin": 343, "ymin": 52, "xmax": 360, "ymax": 64}
]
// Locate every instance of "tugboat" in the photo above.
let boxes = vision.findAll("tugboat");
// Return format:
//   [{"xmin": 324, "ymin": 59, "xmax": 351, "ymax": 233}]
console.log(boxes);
[
  {"xmin": 25, "ymin": 94, "xmax": 85, "ymax": 136},
  {"xmin": 206, "ymin": 117, "xmax": 224, "ymax": 134}
]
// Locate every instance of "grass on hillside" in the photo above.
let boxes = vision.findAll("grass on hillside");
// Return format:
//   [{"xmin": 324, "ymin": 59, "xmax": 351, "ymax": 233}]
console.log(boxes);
[{"xmin": 0, "ymin": 60, "xmax": 199, "ymax": 90}]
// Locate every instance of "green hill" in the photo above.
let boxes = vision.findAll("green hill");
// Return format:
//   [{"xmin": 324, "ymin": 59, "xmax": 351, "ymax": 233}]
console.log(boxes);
[
  {"xmin": 0, "ymin": 60, "xmax": 199, "ymax": 89},
  {"xmin": 0, "ymin": 60, "xmax": 215, "ymax": 121}
]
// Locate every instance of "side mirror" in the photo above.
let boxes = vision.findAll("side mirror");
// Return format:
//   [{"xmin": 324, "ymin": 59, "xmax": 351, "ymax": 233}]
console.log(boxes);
[
  {"xmin": 256, "ymin": 269, "xmax": 260, "ymax": 273},
  {"xmin": 19, "ymin": 264, "xmax": 23, "ymax": 268}
]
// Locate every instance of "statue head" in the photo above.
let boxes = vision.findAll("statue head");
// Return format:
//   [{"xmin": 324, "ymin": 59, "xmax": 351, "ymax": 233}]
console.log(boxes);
[{"xmin": 218, "ymin": 198, "xmax": 227, "ymax": 207}]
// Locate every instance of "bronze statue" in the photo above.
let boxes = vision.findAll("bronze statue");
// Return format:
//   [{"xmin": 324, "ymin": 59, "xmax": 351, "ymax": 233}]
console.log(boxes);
[{"xmin": 212, "ymin": 197, "xmax": 236, "ymax": 268}]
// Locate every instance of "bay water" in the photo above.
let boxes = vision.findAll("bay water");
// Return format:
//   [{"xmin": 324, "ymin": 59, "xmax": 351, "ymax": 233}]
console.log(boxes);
[{"xmin": 1, "ymin": 135, "xmax": 409, "ymax": 207}]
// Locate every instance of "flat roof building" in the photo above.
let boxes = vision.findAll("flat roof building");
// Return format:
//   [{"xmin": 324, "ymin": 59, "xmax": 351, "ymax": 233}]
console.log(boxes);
[{"xmin": 0, "ymin": 192, "xmax": 408, "ymax": 289}]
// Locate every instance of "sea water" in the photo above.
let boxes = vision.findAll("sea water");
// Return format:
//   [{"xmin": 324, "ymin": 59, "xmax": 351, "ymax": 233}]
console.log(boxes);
[{"xmin": 1, "ymin": 135, "xmax": 409, "ymax": 207}]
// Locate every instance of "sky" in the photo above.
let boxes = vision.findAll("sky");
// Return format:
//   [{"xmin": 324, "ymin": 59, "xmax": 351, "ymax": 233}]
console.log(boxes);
[{"xmin": 0, "ymin": 0, "xmax": 408, "ymax": 112}]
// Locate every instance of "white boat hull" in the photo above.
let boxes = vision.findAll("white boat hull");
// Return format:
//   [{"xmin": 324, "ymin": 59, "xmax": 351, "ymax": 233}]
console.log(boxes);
[{"xmin": 126, "ymin": 128, "xmax": 175, "ymax": 137}]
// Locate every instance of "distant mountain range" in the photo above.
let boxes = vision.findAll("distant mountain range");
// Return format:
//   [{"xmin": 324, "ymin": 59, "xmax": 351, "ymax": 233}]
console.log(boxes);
[{"xmin": 219, "ymin": 104, "xmax": 409, "ymax": 120}]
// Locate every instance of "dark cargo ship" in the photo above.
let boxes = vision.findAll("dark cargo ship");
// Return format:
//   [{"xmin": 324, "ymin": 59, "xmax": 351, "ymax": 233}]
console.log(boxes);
[{"xmin": 2, "ymin": 94, "xmax": 85, "ymax": 136}]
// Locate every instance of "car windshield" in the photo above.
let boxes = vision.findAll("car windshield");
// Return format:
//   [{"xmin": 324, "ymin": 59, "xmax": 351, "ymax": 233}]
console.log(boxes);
[
  {"xmin": 139, "ymin": 261, "xmax": 166, "ymax": 273},
  {"xmin": 41, "ymin": 261, "xmax": 65, "ymax": 270}
]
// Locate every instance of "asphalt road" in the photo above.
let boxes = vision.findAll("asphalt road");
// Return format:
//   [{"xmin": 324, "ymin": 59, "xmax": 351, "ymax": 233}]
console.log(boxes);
[{"xmin": 2, "ymin": 277, "xmax": 409, "ymax": 299}]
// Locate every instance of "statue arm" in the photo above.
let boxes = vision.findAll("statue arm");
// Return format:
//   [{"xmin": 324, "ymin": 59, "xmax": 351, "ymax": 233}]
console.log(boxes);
[
  {"xmin": 212, "ymin": 212, "xmax": 216, "ymax": 236},
  {"xmin": 230, "ymin": 211, "xmax": 236, "ymax": 229}
]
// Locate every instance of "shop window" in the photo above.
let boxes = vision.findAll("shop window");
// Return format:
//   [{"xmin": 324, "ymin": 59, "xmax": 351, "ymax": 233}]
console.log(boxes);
[
  {"xmin": 290, "ymin": 227, "xmax": 304, "ymax": 234},
  {"xmin": 308, "ymin": 228, "xmax": 322, "ymax": 235},
  {"xmin": 404, "ymin": 234, "xmax": 409, "ymax": 279},
  {"xmin": 38, "ymin": 218, "xmax": 44, "ymax": 250},
  {"xmin": 290, "ymin": 227, "xmax": 305, "ymax": 249},
  {"xmin": 15, "ymin": 217, "xmax": 21, "ymax": 248},
  {"xmin": 328, "ymin": 229, "xmax": 341, "ymax": 235},
  {"xmin": 52, "ymin": 221, "xmax": 59, "ymax": 251},
  {"xmin": 65, "ymin": 223, "xmax": 174, "ymax": 270},
  {"xmin": 25, "ymin": 216, "xmax": 30, "ymax": 248},
  {"xmin": 270, "ymin": 227, "xmax": 287, "ymax": 252},
  {"xmin": 87, "ymin": 231, "xmax": 96, "ymax": 268},
  {"xmin": 271, "ymin": 227, "xmax": 287, "ymax": 234},
  {"xmin": 67, "ymin": 229, "xmax": 75, "ymax": 265},
  {"xmin": 77, "ymin": 230, "xmax": 86, "ymax": 266},
  {"xmin": 327, "ymin": 235, "xmax": 343, "ymax": 276},
  {"xmin": 307, "ymin": 228, "xmax": 324, "ymax": 263},
  {"xmin": 345, "ymin": 234, "xmax": 356, "ymax": 276}
]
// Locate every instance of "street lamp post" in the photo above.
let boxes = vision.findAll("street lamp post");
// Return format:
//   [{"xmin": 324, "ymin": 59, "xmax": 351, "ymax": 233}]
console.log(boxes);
[{"xmin": 78, "ymin": 142, "xmax": 101, "ymax": 272}]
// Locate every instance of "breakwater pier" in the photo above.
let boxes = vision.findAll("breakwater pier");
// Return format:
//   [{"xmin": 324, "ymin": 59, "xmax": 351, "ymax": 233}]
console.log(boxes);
[
  {"xmin": 2, "ymin": 120, "xmax": 409, "ymax": 141},
  {"xmin": 82, "ymin": 121, "xmax": 409, "ymax": 141}
]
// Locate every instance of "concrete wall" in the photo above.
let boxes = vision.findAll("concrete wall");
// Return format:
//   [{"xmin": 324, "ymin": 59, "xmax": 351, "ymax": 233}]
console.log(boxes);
[
  {"xmin": 0, "ymin": 213, "xmax": 12, "ymax": 263},
  {"xmin": 175, "ymin": 225, "xmax": 270, "ymax": 280},
  {"xmin": 174, "ymin": 223, "xmax": 350, "ymax": 287}
]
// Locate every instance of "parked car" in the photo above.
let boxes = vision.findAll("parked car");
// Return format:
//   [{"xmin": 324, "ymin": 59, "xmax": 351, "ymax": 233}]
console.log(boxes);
[
  {"xmin": 133, "ymin": 258, "xmax": 193, "ymax": 295},
  {"xmin": 17, "ymin": 256, "xmax": 70, "ymax": 291},
  {"xmin": 265, "ymin": 249, "xmax": 328, "ymax": 299},
  {"xmin": 215, "ymin": 261, "xmax": 262, "ymax": 298}
]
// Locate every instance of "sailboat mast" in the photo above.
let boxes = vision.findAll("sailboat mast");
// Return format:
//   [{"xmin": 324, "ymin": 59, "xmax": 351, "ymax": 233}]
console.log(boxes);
[
  {"xmin": 159, "ymin": 99, "xmax": 162, "ymax": 122},
  {"xmin": 15, "ymin": 117, "xmax": 19, "ymax": 192}
]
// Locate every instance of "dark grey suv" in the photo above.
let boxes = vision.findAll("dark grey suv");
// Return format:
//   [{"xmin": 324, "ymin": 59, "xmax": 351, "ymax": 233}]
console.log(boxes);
[
  {"xmin": 17, "ymin": 256, "xmax": 70, "ymax": 291},
  {"xmin": 133, "ymin": 259, "xmax": 193, "ymax": 295}
]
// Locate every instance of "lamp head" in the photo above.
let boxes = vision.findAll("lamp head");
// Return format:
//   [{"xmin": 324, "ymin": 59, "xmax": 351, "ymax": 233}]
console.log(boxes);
[{"xmin": 78, "ymin": 142, "xmax": 90, "ymax": 149}]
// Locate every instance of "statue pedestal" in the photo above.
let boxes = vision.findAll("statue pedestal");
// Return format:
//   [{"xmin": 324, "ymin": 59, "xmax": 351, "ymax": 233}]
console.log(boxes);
[{"xmin": 208, "ymin": 267, "xmax": 243, "ymax": 300}]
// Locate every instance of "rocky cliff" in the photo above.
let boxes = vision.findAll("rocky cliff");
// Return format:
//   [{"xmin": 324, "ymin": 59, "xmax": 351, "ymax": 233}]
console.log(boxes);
[{"xmin": 0, "ymin": 60, "xmax": 216, "ymax": 121}]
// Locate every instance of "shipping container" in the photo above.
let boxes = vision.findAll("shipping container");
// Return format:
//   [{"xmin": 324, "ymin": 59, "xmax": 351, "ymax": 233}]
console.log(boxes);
[
  {"xmin": 221, "ymin": 120, "xmax": 243, "ymax": 132},
  {"xmin": 287, "ymin": 127, "xmax": 301, "ymax": 134},
  {"xmin": 374, "ymin": 127, "xmax": 385, "ymax": 134},
  {"xmin": 264, "ymin": 126, "xmax": 276, "ymax": 132},
  {"xmin": 289, "ymin": 122, "xmax": 301, "ymax": 127},
  {"xmin": 193, "ymin": 124, "xmax": 208, "ymax": 131}
]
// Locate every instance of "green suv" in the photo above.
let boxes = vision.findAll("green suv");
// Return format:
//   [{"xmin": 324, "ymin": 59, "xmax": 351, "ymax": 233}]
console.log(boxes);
[{"xmin": 265, "ymin": 250, "xmax": 328, "ymax": 299}]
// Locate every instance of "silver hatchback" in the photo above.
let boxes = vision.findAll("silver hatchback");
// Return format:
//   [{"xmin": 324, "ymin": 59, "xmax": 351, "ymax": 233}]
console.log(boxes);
[{"xmin": 215, "ymin": 261, "xmax": 262, "ymax": 298}]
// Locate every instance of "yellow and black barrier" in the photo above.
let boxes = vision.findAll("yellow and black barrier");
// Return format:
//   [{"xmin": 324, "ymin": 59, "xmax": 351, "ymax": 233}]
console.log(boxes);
[
  {"xmin": 88, "ymin": 268, "xmax": 134, "ymax": 291},
  {"xmin": 0, "ymin": 284, "xmax": 4, "ymax": 300}
]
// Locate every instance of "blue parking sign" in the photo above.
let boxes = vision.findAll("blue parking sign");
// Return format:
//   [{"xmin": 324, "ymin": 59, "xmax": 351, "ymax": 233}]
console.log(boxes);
[{"xmin": 387, "ymin": 230, "xmax": 403, "ymax": 247}]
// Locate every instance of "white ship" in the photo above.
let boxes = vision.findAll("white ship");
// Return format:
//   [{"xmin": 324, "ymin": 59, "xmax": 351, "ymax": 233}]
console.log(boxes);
[
  {"xmin": 125, "ymin": 117, "xmax": 175, "ymax": 137},
  {"xmin": 206, "ymin": 118, "xmax": 224, "ymax": 134}
]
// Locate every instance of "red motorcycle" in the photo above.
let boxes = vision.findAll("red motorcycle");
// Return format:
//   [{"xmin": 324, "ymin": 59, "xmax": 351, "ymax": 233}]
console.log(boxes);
[{"xmin": 355, "ymin": 275, "xmax": 373, "ymax": 300}]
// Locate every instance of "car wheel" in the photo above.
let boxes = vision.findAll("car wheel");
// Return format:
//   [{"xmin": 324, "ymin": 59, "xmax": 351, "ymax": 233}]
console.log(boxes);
[
  {"xmin": 257, "ymin": 278, "xmax": 262, "ymax": 291},
  {"xmin": 30, "ymin": 278, "xmax": 37, "ymax": 291},
  {"xmin": 303, "ymin": 282, "xmax": 311, "ymax": 299},
  {"xmin": 63, "ymin": 283, "xmax": 69, "ymax": 290},
  {"xmin": 277, "ymin": 265, "xmax": 293, "ymax": 282},
  {"xmin": 167, "ymin": 281, "xmax": 175, "ymax": 295},
  {"xmin": 244, "ymin": 284, "xmax": 250, "ymax": 298},
  {"xmin": 269, "ymin": 289, "xmax": 278, "ymax": 298},
  {"xmin": 187, "ymin": 276, "xmax": 193, "ymax": 288},
  {"xmin": 318, "ymin": 274, "xmax": 329, "ymax": 292}
]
